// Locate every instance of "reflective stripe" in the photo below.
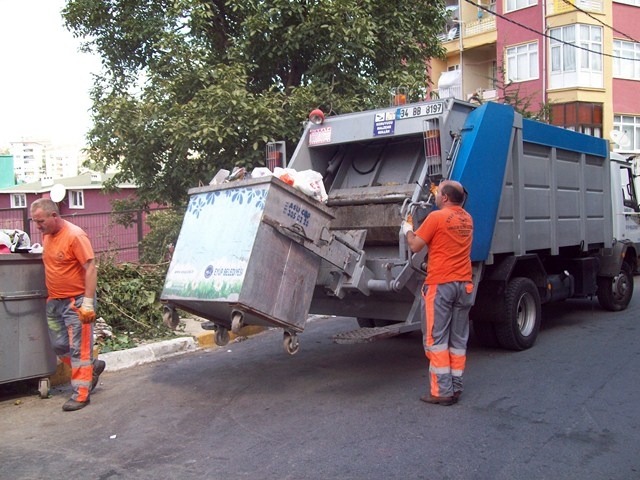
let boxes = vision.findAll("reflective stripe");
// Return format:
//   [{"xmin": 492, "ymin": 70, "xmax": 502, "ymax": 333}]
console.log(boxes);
[
  {"xmin": 429, "ymin": 365, "xmax": 451, "ymax": 374},
  {"xmin": 426, "ymin": 343, "xmax": 448, "ymax": 353},
  {"xmin": 424, "ymin": 285, "xmax": 438, "ymax": 347}
]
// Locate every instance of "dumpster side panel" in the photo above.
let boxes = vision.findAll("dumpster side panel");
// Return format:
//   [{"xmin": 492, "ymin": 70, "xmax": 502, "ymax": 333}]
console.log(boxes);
[
  {"xmin": 239, "ymin": 225, "xmax": 320, "ymax": 330},
  {"xmin": 0, "ymin": 255, "xmax": 55, "ymax": 384},
  {"xmin": 162, "ymin": 185, "xmax": 267, "ymax": 301}
]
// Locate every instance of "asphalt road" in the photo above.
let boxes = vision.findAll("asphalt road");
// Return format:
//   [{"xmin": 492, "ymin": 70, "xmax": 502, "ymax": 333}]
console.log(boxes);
[{"xmin": 2, "ymin": 282, "xmax": 640, "ymax": 480}]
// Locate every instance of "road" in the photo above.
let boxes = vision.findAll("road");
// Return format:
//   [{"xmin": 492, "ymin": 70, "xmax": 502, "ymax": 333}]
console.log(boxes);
[{"xmin": 2, "ymin": 283, "xmax": 640, "ymax": 480}]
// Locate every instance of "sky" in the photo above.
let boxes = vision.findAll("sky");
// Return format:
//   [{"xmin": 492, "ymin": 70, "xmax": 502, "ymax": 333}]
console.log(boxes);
[{"xmin": 0, "ymin": 0, "xmax": 102, "ymax": 148}]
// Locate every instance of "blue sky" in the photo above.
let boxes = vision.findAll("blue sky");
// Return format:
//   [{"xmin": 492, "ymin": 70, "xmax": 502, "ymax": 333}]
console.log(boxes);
[{"xmin": 0, "ymin": 0, "xmax": 101, "ymax": 148}]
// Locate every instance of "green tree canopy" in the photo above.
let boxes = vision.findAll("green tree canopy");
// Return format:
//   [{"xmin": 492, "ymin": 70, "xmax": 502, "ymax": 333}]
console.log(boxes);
[{"xmin": 63, "ymin": 0, "xmax": 447, "ymax": 206}]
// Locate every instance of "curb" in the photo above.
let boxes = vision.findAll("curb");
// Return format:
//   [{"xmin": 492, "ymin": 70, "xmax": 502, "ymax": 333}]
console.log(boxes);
[
  {"xmin": 101, "ymin": 336, "xmax": 198, "ymax": 372},
  {"xmin": 101, "ymin": 326, "xmax": 266, "ymax": 372},
  {"xmin": 50, "ymin": 325, "xmax": 268, "ymax": 385}
]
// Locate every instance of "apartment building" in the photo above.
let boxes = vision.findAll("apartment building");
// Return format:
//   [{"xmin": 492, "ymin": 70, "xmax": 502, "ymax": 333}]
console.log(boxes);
[
  {"xmin": 431, "ymin": 0, "xmax": 640, "ymax": 156},
  {"xmin": 9, "ymin": 140, "xmax": 81, "ymax": 184}
]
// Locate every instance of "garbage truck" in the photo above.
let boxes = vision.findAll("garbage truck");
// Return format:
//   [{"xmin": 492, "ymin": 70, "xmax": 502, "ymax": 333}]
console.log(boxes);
[{"xmin": 161, "ymin": 98, "xmax": 637, "ymax": 354}]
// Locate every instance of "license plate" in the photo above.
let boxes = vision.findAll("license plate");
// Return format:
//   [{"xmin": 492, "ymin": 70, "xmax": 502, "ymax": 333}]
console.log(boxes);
[{"xmin": 395, "ymin": 102, "xmax": 444, "ymax": 120}]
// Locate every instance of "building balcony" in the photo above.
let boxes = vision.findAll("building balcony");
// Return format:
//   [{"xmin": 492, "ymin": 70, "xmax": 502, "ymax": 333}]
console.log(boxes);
[
  {"xmin": 464, "ymin": 15, "xmax": 496, "ymax": 37},
  {"xmin": 546, "ymin": 0, "xmax": 603, "ymax": 15},
  {"xmin": 439, "ymin": 14, "xmax": 496, "ymax": 53}
]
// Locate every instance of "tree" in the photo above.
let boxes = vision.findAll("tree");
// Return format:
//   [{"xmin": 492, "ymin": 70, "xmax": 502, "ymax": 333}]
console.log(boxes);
[{"xmin": 63, "ymin": 0, "xmax": 447, "ymax": 206}]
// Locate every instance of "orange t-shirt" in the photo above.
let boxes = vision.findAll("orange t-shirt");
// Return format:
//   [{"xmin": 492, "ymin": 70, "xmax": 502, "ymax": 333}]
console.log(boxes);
[
  {"xmin": 42, "ymin": 220, "xmax": 95, "ymax": 298},
  {"xmin": 415, "ymin": 205, "xmax": 473, "ymax": 285}
]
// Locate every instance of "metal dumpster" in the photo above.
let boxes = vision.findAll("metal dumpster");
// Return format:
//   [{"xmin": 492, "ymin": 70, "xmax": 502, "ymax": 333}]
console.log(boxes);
[
  {"xmin": 0, "ymin": 254, "xmax": 54, "ymax": 397},
  {"xmin": 161, "ymin": 176, "xmax": 334, "ymax": 353}
]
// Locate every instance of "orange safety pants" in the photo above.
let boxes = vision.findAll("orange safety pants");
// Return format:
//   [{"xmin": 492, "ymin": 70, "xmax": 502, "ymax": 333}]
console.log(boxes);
[
  {"xmin": 46, "ymin": 297, "xmax": 94, "ymax": 402},
  {"xmin": 421, "ymin": 282, "xmax": 473, "ymax": 398}
]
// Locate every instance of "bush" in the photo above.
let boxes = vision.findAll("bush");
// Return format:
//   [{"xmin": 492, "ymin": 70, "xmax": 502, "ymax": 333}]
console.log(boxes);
[
  {"xmin": 96, "ymin": 260, "xmax": 174, "ymax": 351},
  {"xmin": 95, "ymin": 206, "xmax": 187, "ymax": 351},
  {"xmin": 140, "ymin": 208, "xmax": 185, "ymax": 264}
]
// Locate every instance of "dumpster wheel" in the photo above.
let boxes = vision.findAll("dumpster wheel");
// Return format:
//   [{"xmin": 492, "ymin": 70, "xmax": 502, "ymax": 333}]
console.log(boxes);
[
  {"xmin": 38, "ymin": 378, "xmax": 50, "ymax": 399},
  {"xmin": 231, "ymin": 312, "xmax": 244, "ymax": 334},
  {"xmin": 283, "ymin": 331, "xmax": 300, "ymax": 355},
  {"xmin": 215, "ymin": 328, "xmax": 230, "ymax": 347}
]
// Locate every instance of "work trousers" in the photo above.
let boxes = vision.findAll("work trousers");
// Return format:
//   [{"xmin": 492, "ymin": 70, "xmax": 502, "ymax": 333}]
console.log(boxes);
[
  {"xmin": 421, "ymin": 282, "xmax": 473, "ymax": 398},
  {"xmin": 46, "ymin": 296, "xmax": 94, "ymax": 402}
]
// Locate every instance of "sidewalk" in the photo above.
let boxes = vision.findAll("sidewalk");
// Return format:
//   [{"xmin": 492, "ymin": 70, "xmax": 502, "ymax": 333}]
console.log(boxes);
[{"xmin": 50, "ymin": 317, "xmax": 266, "ymax": 385}]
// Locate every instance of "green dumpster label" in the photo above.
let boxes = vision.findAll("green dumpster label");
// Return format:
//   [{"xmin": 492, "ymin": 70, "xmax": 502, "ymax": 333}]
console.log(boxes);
[{"xmin": 162, "ymin": 186, "xmax": 267, "ymax": 300}]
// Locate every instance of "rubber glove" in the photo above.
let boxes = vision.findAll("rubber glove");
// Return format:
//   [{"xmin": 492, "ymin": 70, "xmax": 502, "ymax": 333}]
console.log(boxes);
[
  {"xmin": 78, "ymin": 297, "xmax": 96, "ymax": 324},
  {"xmin": 401, "ymin": 216, "xmax": 413, "ymax": 236}
]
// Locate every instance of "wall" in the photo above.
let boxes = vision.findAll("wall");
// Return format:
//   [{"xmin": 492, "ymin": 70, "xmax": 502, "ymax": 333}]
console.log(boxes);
[{"xmin": 0, "ymin": 155, "xmax": 14, "ymax": 188}]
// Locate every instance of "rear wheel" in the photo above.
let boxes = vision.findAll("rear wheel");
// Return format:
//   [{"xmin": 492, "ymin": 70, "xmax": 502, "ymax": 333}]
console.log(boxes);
[
  {"xmin": 597, "ymin": 263, "xmax": 633, "ymax": 312},
  {"xmin": 495, "ymin": 277, "xmax": 541, "ymax": 351}
]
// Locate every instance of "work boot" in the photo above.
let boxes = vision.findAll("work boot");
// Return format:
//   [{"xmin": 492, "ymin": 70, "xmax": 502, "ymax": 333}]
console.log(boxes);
[
  {"xmin": 420, "ymin": 394, "xmax": 454, "ymax": 406},
  {"xmin": 453, "ymin": 391, "xmax": 462, "ymax": 403},
  {"xmin": 91, "ymin": 359, "xmax": 106, "ymax": 392},
  {"xmin": 62, "ymin": 398, "xmax": 90, "ymax": 411}
]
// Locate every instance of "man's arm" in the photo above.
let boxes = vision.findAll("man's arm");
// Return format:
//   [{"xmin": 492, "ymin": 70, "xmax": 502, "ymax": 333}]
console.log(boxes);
[
  {"xmin": 83, "ymin": 258, "xmax": 97, "ymax": 299},
  {"xmin": 406, "ymin": 230, "xmax": 426, "ymax": 253},
  {"xmin": 78, "ymin": 259, "xmax": 98, "ymax": 323}
]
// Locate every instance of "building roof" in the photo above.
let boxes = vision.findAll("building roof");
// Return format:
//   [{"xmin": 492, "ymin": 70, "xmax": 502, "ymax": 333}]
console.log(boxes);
[{"xmin": 0, "ymin": 171, "xmax": 137, "ymax": 194}]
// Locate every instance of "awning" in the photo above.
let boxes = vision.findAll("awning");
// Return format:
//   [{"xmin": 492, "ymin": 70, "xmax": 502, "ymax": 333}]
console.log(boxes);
[{"xmin": 438, "ymin": 70, "xmax": 461, "ymax": 90}]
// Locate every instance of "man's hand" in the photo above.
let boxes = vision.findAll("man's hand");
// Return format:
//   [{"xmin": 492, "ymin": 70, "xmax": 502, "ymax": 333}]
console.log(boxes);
[{"xmin": 78, "ymin": 297, "xmax": 96, "ymax": 324}]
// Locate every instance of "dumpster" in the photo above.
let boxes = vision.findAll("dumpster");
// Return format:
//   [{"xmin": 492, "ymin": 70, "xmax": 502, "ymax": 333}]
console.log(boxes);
[
  {"xmin": 161, "ymin": 176, "xmax": 334, "ymax": 353},
  {"xmin": 0, "ymin": 254, "xmax": 54, "ymax": 398}
]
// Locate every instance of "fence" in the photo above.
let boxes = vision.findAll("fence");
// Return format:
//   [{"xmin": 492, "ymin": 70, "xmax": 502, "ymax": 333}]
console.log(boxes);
[{"xmin": 0, "ymin": 208, "xmax": 168, "ymax": 263}]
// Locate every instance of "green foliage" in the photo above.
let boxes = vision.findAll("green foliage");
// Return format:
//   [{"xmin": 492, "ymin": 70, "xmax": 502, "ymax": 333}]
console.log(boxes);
[
  {"xmin": 62, "ymin": 0, "xmax": 448, "ymax": 207},
  {"xmin": 492, "ymin": 66, "xmax": 554, "ymax": 123},
  {"xmin": 96, "ymin": 260, "xmax": 173, "ymax": 350},
  {"xmin": 140, "ymin": 208, "xmax": 185, "ymax": 264}
]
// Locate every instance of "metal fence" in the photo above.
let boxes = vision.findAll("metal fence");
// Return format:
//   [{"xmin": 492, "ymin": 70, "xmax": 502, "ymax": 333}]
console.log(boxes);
[{"xmin": 0, "ymin": 208, "xmax": 167, "ymax": 263}]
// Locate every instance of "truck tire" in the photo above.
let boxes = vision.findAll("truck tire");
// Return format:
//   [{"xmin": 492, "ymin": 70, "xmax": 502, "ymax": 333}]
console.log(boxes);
[
  {"xmin": 597, "ymin": 262, "xmax": 633, "ymax": 312},
  {"xmin": 495, "ymin": 277, "xmax": 541, "ymax": 351}
]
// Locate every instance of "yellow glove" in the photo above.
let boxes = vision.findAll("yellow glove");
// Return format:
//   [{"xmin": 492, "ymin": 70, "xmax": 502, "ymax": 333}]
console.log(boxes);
[{"xmin": 78, "ymin": 297, "xmax": 96, "ymax": 324}]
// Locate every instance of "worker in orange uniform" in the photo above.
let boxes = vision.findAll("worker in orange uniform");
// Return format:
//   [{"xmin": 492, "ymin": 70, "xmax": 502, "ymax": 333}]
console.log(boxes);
[
  {"xmin": 30, "ymin": 198, "xmax": 105, "ymax": 411},
  {"xmin": 403, "ymin": 180, "xmax": 473, "ymax": 406}
]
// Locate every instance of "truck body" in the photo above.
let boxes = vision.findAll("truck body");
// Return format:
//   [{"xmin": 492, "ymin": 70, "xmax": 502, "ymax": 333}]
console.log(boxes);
[{"xmin": 161, "ymin": 98, "xmax": 637, "ymax": 353}]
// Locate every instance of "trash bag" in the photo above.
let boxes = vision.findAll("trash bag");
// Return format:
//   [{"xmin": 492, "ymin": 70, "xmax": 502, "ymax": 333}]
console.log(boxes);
[{"xmin": 0, "ymin": 229, "xmax": 31, "ymax": 253}]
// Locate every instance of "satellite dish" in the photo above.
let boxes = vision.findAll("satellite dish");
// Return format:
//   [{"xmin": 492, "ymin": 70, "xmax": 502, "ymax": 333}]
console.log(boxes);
[
  {"xmin": 50, "ymin": 183, "xmax": 67, "ymax": 203},
  {"xmin": 610, "ymin": 130, "xmax": 630, "ymax": 148}
]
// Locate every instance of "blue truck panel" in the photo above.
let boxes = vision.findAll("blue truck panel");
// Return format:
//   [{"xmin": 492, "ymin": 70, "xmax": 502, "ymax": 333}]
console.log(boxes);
[{"xmin": 450, "ymin": 102, "xmax": 515, "ymax": 262}]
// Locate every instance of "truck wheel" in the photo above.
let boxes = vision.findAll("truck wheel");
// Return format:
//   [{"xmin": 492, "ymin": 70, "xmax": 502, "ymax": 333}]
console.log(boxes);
[
  {"xmin": 597, "ymin": 263, "xmax": 633, "ymax": 312},
  {"xmin": 495, "ymin": 277, "xmax": 541, "ymax": 351}
]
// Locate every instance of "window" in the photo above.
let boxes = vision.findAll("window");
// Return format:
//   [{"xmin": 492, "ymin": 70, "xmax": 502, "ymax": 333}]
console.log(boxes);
[
  {"xmin": 506, "ymin": 42, "xmax": 539, "ymax": 82},
  {"xmin": 551, "ymin": 102, "xmax": 603, "ymax": 138},
  {"xmin": 10, "ymin": 194, "xmax": 26, "ymax": 209},
  {"xmin": 505, "ymin": 0, "xmax": 536, "ymax": 12},
  {"xmin": 613, "ymin": 40, "xmax": 640, "ymax": 80},
  {"xmin": 69, "ymin": 190, "xmax": 84, "ymax": 209},
  {"xmin": 613, "ymin": 115, "xmax": 640, "ymax": 152},
  {"xmin": 549, "ymin": 24, "xmax": 603, "ymax": 89}
]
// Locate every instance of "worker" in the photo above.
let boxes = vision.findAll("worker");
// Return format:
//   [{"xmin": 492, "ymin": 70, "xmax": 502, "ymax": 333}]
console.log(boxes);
[
  {"xmin": 30, "ymin": 198, "xmax": 105, "ymax": 411},
  {"xmin": 402, "ymin": 180, "xmax": 473, "ymax": 406}
]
